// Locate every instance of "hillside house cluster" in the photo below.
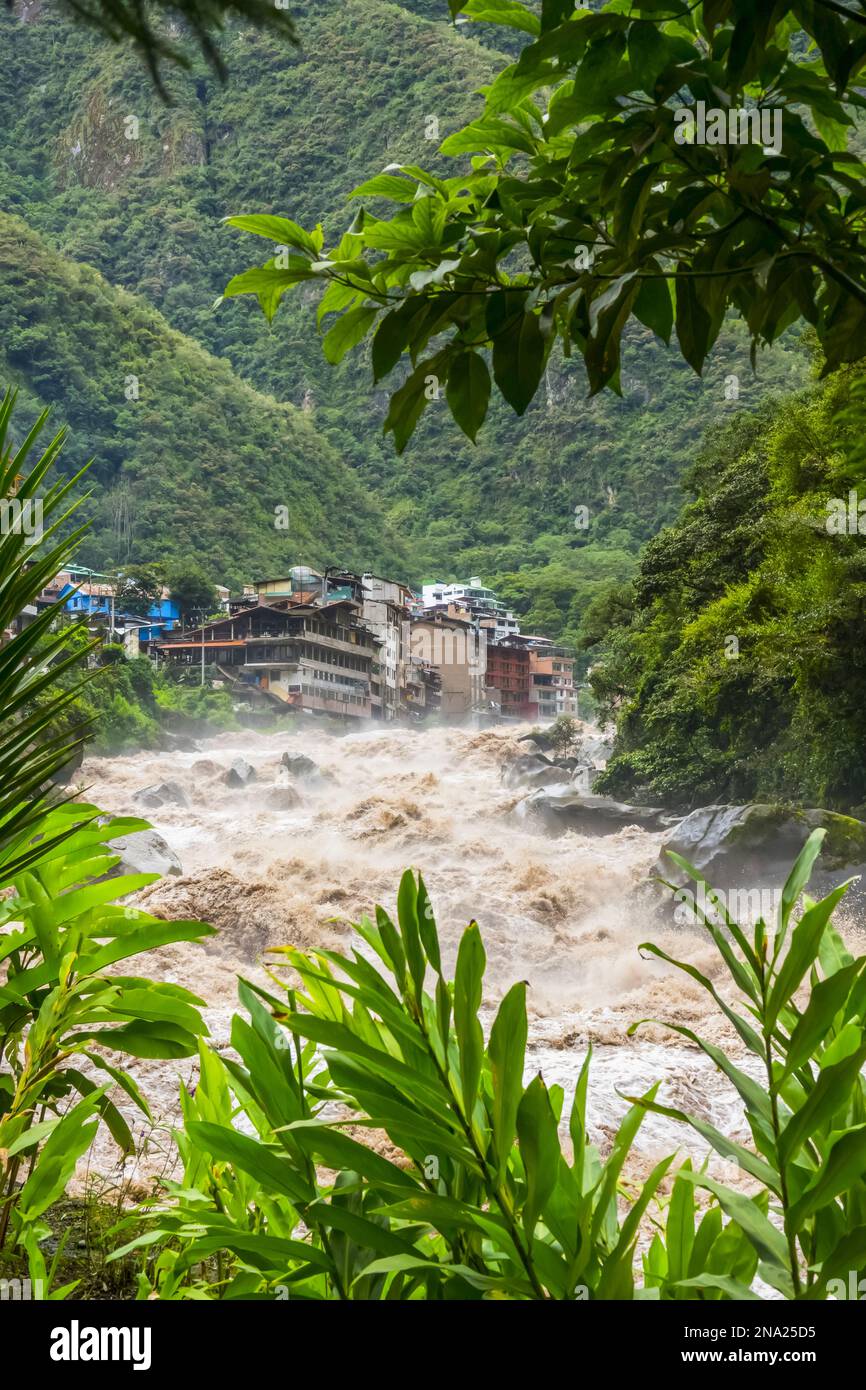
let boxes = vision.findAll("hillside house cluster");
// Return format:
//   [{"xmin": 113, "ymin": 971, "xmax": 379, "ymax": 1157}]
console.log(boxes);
[{"xmin": 153, "ymin": 567, "xmax": 577, "ymax": 725}]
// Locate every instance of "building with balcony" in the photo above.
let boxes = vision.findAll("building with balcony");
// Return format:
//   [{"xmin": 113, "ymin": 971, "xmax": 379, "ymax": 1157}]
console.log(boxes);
[
  {"xmin": 154, "ymin": 598, "xmax": 378, "ymax": 719},
  {"xmin": 527, "ymin": 641, "xmax": 578, "ymax": 721},
  {"xmin": 485, "ymin": 641, "xmax": 534, "ymax": 720},
  {"xmin": 361, "ymin": 573, "xmax": 414, "ymax": 720},
  {"xmin": 421, "ymin": 577, "xmax": 521, "ymax": 642}
]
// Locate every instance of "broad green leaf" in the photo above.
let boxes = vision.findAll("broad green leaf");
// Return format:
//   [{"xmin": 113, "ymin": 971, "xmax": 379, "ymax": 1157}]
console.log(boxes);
[
  {"xmin": 446, "ymin": 350, "xmax": 491, "ymax": 443},
  {"xmin": 453, "ymin": 922, "xmax": 485, "ymax": 1121},
  {"xmin": 516, "ymin": 1074, "xmax": 560, "ymax": 1238},
  {"xmin": 488, "ymin": 980, "xmax": 528, "ymax": 1173}
]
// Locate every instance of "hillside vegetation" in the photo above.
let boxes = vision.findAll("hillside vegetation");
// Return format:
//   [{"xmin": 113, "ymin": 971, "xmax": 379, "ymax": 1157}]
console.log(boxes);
[
  {"xmin": 0, "ymin": 0, "xmax": 809, "ymax": 632},
  {"xmin": 591, "ymin": 366, "xmax": 866, "ymax": 812}
]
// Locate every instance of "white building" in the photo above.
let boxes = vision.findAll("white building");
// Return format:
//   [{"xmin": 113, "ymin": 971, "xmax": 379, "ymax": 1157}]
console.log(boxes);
[
  {"xmin": 361, "ymin": 573, "xmax": 413, "ymax": 720},
  {"xmin": 421, "ymin": 577, "xmax": 521, "ymax": 642}
]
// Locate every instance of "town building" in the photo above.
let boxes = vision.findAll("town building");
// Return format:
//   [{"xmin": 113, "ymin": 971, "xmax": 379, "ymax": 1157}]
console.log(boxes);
[
  {"xmin": 361, "ymin": 573, "xmax": 414, "ymax": 721},
  {"xmin": 485, "ymin": 640, "xmax": 534, "ymax": 720},
  {"xmin": 39, "ymin": 567, "xmax": 181, "ymax": 644},
  {"xmin": 408, "ymin": 611, "xmax": 488, "ymax": 717},
  {"xmin": 421, "ymin": 578, "xmax": 521, "ymax": 641},
  {"xmin": 526, "ymin": 640, "xmax": 578, "ymax": 720},
  {"xmin": 154, "ymin": 598, "xmax": 378, "ymax": 719}
]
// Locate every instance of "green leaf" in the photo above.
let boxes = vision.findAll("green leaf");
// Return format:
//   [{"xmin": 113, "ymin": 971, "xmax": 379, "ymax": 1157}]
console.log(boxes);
[
  {"xmin": 490, "ymin": 300, "xmax": 547, "ymax": 416},
  {"xmin": 185, "ymin": 1122, "xmax": 309, "ymax": 1204},
  {"xmin": 789, "ymin": 1125, "xmax": 866, "ymax": 1227},
  {"xmin": 225, "ymin": 214, "xmax": 320, "ymax": 257},
  {"xmin": 768, "ymin": 881, "xmax": 852, "ymax": 1026},
  {"xmin": 516, "ymin": 1074, "xmax": 560, "ymax": 1238},
  {"xmin": 675, "ymin": 271, "xmax": 717, "ymax": 375},
  {"xmin": 383, "ymin": 352, "xmax": 447, "ymax": 454},
  {"xmin": 446, "ymin": 351, "xmax": 491, "ymax": 443},
  {"xmin": 17, "ymin": 1088, "xmax": 108, "ymax": 1224},
  {"xmin": 453, "ymin": 922, "xmax": 485, "ymax": 1120},
  {"xmin": 322, "ymin": 306, "xmax": 378, "ymax": 365},
  {"xmin": 488, "ymin": 980, "xmax": 528, "ymax": 1173},
  {"xmin": 666, "ymin": 1164, "xmax": 695, "ymax": 1284},
  {"xmin": 350, "ymin": 174, "xmax": 419, "ymax": 202},
  {"xmin": 633, "ymin": 276, "xmax": 673, "ymax": 344},
  {"xmin": 782, "ymin": 961, "xmax": 863, "ymax": 1080},
  {"xmin": 779, "ymin": 1040, "xmax": 866, "ymax": 1165}
]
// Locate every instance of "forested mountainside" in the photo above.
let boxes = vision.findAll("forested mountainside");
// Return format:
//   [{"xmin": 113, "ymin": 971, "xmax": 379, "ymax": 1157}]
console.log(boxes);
[
  {"xmin": 591, "ymin": 366, "xmax": 866, "ymax": 813},
  {"xmin": 0, "ymin": 0, "xmax": 809, "ymax": 629},
  {"xmin": 0, "ymin": 215, "xmax": 405, "ymax": 583}
]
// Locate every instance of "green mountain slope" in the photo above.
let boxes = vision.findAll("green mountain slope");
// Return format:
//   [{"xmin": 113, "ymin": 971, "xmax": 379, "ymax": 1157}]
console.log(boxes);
[
  {"xmin": 0, "ymin": 0, "xmax": 812, "ymax": 632},
  {"xmin": 0, "ymin": 215, "xmax": 405, "ymax": 585}
]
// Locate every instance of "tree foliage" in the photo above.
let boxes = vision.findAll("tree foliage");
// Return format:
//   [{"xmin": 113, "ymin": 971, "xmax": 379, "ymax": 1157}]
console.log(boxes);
[
  {"xmin": 13, "ymin": 0, "xmax": 297, "ymax": 99},
  {"xmin": 589, "ymin": 364, "xmax": 866, "ymax": 811},
  {"xmin": 225, "ymin": 0, "xmax": 866, "ymax": 450}
]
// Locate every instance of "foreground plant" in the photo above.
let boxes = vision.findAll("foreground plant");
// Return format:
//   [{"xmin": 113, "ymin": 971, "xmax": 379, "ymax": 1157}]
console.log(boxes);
[
  {"xmin": 126, "ymin": 872, "xmax": 679, "ymax": 1299},
  {"xmin": 0, "ymin": 390, "xmax": 214, "ymax": 1290},
  {"xmin": 133, "ymin": 826, "xmax": 866, "ymax": 1301},
  {"xmin": 637, "ymin": 828, "xmax": 866, "ymax": 1300}
]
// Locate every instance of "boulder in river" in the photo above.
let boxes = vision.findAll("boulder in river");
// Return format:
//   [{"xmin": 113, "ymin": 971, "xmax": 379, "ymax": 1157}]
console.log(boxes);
[
  {"xmin": 281, "ymin": 751, "xmax": 321, "ymax": 779},
  {"xmin": 224, "ymin": 757, "xmax": 257, "ymax": 787},
  {"xmin": 109, "ymin": 829, "xmax": 182, "ymax": 879},
  {"xmin": 502, "ymin": 753, "xmax": 569, "ymax": 792},
  {"xmin": 267, "ymin": 785, "xmax": 301, "ymax": 810},
  {"xmin": 133, "ymin": 780, "xmax": 189, "ymax": 810},
  {"xmin": 161, "ymin": 731, "xmax": 202, "ymax": 754},
  {"xmin": 518, "ymin": 788, "xmax": 675, "ymax": 836},
  {"xmin": 656, "ymin": 804, "xmax": 866, "ymax": 907}
]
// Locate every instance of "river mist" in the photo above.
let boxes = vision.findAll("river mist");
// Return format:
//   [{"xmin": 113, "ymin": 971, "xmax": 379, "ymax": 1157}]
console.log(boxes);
[{"xmin": 77, "ymin": 723, "xmax": 824, "ymax": 1186}]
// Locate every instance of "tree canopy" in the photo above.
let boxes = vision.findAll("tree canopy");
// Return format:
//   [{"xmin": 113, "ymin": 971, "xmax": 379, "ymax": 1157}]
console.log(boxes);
[
  {"xmin": 224, "ymin": 0, "xmax": 866, "ymax": 450},
  {"xmin": 5, "ymin": 0, "xmax": 296, "ymax": 98}
]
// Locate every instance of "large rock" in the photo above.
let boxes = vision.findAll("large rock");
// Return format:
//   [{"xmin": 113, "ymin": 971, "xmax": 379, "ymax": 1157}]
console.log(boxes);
[
  {"xmin": 161, "ymin": 731, "xmax": 201, "ymax": 754},
  {"xmin": 502, "ymin": 753, "xmax": 567, "ymax": 791},
  {"xmin": 518, "ymin": 789, "xmax": 675, "ymax": 836},
  {"xmin": 109, "ymin": 829, "xmax": 182, "ymax": 878},
  {"xmin": 133, "ymin": 780, "xmax": 189, "ymax": 810},
  {"xmin": 224, "ymin": 757, "xmax": 257, "ymax": 788},
  {"xmin": 267, "ymin": 786, "xmax": 301, "ymax": 810},
  {"xmin": 656, "ymin": 804, "xmax": 866, "ymax": 900},
  {"xmin": 281, "ymin": 752, "xmax": 320, "ymax": 779},
  {"xmin": 582, "ymin": 734, "xmax": 613, "ymax": 767}
]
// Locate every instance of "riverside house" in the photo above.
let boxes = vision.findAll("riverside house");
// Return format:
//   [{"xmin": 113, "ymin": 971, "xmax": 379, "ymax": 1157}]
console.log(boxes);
[{"xmin": 154, "ymin": 597, "xmax": 378, "ymax": 719}]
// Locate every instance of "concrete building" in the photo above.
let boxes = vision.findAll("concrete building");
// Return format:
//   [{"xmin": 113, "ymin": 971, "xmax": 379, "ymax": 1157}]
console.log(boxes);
[
  {"xmin": 361, "ymin": 573, "xmax": 413, "ymax": 721},
  {"xmin": 155, "ymin": 599, "xmax": 377, "ymax": 719},
  {"xmin": 422, "ymin": 578, "xmax": 520, "ymax": 641},
  {"xmin": 485, "ymin": 641, "xmax": 534, "ymax": 720},
  {"xmin": 408, "ymin": 612, "xmax": 487, "ymax": 718},
  {"xmin": 527, "ymin": 641, "xmax": 578, "ymax": 721}
]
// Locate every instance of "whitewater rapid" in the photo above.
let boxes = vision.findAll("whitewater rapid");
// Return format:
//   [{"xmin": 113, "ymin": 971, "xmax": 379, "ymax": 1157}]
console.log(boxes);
[{"xmin": 77, "ymin": 723, "xmax": 762, "ymax": 1190}]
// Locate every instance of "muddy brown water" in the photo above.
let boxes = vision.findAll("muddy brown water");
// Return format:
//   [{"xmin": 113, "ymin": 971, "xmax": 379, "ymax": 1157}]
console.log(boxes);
[{"xmin": 72, "ymin": 722, "xmax": 858, "ymax": 1197}]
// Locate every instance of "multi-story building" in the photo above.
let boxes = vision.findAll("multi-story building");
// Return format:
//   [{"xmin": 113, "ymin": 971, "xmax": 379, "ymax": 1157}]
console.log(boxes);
[
  {"xmin": 361, "ymin": 573, "xmax": 413, "ymax": 721},
  {"xmin": 485, "ymin": 641, "xmax": 534, "ymax": 720},
  {"xmin": 408, "ymin": 612, "xmax": 487, "ymax": 717},
  {"xmin": 155, "ymin": 598, "xmax": 377, "ymax": 719},
  {"xmin": 526, "ymin": 641, "xmax": 578, "ymax": 721},
  {"xmin": 421, "ymin": 578, "xmax": 521, "ymax": 642}
]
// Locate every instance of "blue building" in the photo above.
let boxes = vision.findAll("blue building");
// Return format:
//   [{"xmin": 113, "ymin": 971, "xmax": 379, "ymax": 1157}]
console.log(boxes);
[{"xmin": 52, "ymin": 567, "xmax": 181, "ymax": 642}]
